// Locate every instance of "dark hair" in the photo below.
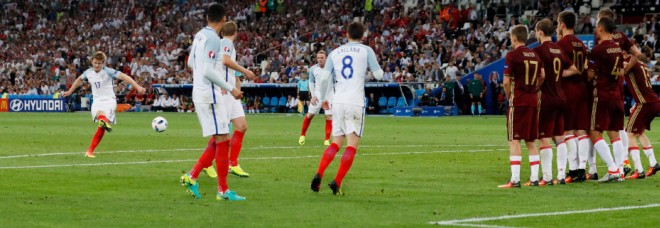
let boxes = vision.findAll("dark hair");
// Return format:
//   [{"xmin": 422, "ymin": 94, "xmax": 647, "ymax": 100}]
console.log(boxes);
[
  {"xmin": 206, "ymin": 4, "xmax": 226, "ymax": 23},
  {"xmin": 558, "ymin": 11, "xmax": 576, "ymax": 29},
  {"xmin": 348, "ymin": 22, "xmax": 365, "ymax": 40},
  {"xmin": 535, "ymin": 19, "xmax": 554, "ymax": 37},
  {"xmin": 509, "ymin": 25, "xmax": 528, "ymax": 42},
  {"xmin": 597, "ymin": 17, "xmax": 617, "ymax": 34}
]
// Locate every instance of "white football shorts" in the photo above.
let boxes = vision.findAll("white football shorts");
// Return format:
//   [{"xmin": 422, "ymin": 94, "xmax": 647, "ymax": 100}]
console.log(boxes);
[
  {"xmin": 332, "ymin": 103, "xmax": 365, "ymax": 137},
  {"xmin": 91, "ymin": 99, "xmax": 117, "ymax": 124},
  {"xmin": 195, "ymin": 102, "xmax": 230, "ymax": 137}
]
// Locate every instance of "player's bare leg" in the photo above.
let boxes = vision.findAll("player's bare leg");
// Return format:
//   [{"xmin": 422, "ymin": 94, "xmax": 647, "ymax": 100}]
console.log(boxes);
[
  {"xmin": 627, "ymin": 132, "xmax": 646, "ymax": 179},
  {"xmin": 639, "ymin": 133, "xmax": 660, "ymax": 176},
  {"xmin": 229, "ymin": 117, "xmax": 249, "ymax": 177},
  {"xmin": 498, "ymin": 140, "xmax": 523, "ymax": 188},
  {"xmin": 590, "ymin": 130, "xmax": 621, "ymax": 182}
]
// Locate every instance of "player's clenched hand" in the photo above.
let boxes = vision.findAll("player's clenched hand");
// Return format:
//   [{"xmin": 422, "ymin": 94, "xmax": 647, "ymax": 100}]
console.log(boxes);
[
  {"xmin": 244, "ymin": 70, "xmax": 257, "ymax": 80},
  {"xmin": 230, "ymin": 88, "xmax": 243, "ymax": 99},
  {"xmin": 221, "ymin": 89, "xmax": 228, "ymax": 95},
  {"xmin": 322, "ymin": 101, "xmax": 330, "ymax": 110},
  {"xmin": 62, "ymin": 91, "xmax": 73, "ymax": 97},
  {"xmin": 311, "ymin": 97, "xmax": 318, "ymax": 105},
  {"xmin": 136, "ymin": 86, "xmax": 146, "ymax": 94}
]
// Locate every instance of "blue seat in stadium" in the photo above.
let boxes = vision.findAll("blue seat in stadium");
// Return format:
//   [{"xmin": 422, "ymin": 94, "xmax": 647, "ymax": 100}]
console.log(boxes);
[
  {"xmin": 263, "ymin": 96, "xmax": 270, "ymax": 107},
  {"xmin": 396, "ymin": 97, "xmax": 406, "ymax": 107},
  {"xmin": 278, "ymin": 97, "xmax": 287, "ymax": 112},
  {"xmin": 387, "ymin": 97, "xmax": 397, "ymax": 113},
  {"xmin": 270, "ymin": 96, "xmax": 279, "ymax": 112},
  {"xmin": 378, "ymin": 97, "xmax": 388, "ymax": 114}
]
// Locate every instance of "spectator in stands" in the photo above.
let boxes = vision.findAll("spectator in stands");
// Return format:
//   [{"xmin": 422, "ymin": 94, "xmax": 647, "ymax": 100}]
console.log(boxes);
[
  {"xmin": 252, "ymin": 96, "xmax": 264, "ymax": 113},
  {"xmin": 439, "ymin": 87, "xmax": 453, "ymax": 106},
  {"xmin": 382, "ymin": 66, "xmax": 393, "ymax": 82},
  {"xmin": 286, "ymin": 95, "xmax": 299, "ymax": 113},
  {"xmin": 446, "ymin": 61, "xmax": 459, "ymax": 80},
  {"xmin": 453, "ymin": 74, "xmax": 467, "ymax": 115},
  {"xmin": 367, "ymin": 93, "xmax": 380, "ymax": 114}
]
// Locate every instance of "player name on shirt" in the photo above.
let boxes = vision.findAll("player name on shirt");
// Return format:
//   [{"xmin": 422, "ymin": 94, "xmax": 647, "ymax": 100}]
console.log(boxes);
[
  {"xmin": 336, "ymin": 47, "xmax": 362, "ymax": 55},
  {"xmin": 606, "ymin": 47, "xmax": 622, "ymax": 54},
  {"xmin": 522, "ymin": 52, "xmax": 536, "ymax": 57}
]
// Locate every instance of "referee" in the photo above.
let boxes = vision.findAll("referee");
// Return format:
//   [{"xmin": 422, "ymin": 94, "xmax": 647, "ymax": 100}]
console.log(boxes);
[{"xmin": 297, "ymin": 72, "xmax": 310, "ymax": 114}]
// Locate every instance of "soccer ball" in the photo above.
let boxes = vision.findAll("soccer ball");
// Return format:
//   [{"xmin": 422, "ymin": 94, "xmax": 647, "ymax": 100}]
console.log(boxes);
[{"xmin": 152, "ymin": 116, "xmax": 168, "ymax": 132}]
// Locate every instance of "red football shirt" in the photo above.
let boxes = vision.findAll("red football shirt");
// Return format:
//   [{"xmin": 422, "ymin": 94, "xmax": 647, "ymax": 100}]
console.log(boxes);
[
  {"xmin": 624, "ymin": 57, "xmax": 660, "ymax": 104},
  {"xmin": 588, "ymin": 40, "xmax": 624, "ymax": 100},
  {"xmin": 533, "ymin": 41, "xmax": 572, "ymax": 103},
  {"xmin": 504, "ymin": 46, "xmax": 544, "ymax": 107},
  {"xmin": 556, "ymin": 34, "xmax": 589, "ymax": 94}
]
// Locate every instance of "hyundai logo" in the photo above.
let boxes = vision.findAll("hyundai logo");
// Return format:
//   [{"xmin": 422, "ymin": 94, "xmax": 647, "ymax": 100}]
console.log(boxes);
[{"xmin": 10, "ymin": 99, "xmax": 22, "ymax": 111}]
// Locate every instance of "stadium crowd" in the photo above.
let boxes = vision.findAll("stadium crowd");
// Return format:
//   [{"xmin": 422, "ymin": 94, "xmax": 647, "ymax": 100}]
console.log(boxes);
[{"xmin": 0, "ymin": 0, "xmax": 655, "ymax": 114}]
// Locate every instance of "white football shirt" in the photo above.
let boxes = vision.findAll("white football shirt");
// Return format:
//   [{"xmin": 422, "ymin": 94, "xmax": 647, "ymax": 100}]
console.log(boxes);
[
  {"xmin": 81, "ymin": 67, "xmax": 119, "ymax": 101},
  {"xmin": 324, "ymin": 41, "xmax": 381, "ymax": 107},
  {"xmin": 189, "ymin": 26, "xmax": 223, "ymax": 104}
]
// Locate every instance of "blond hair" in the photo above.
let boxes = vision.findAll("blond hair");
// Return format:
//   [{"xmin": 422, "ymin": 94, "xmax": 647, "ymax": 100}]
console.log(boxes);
[
  {"xmin": 92, "ymin": 51, "xmax": 107, "ymax": 61},
  {"xmin": 222, "ymin": 21, "xmax": 237, "ymax": 36}
]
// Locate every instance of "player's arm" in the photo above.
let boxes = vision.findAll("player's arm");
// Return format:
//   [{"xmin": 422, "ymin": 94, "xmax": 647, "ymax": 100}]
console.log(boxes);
[
  {"xmin": 308, "ymin": 67, "xmax": 318, "ymax": 105},
  {"xmin": 236, "ymin": 75, "xmax": 242, "ymax": 91},
  {"xmin": 318, "ymin": 54, "xmax": 335, "ymax": 102},
  {"xmin": 536, "ymin": 68, "xmax": 546, "ymax": 90},
  {"xmin": 117, "ymin": 73, "xmax": 146, "ymax": 94},
  {"xmin": 623, "ymin": 44, "xmax": 642, "ymax": 75},
  {"xmin": 62, "ymin": 73, "xmax": 86, "ymax": 97},
  {"xmin": 562, "ymin": 65, "xmax": 578, "ymax": 77},
  {"xmin": 201, "ymin": 39, "xmax": 241, "ymax": 98},
  {"xmin": 503, "ymin": 75, "xmax": 511, "ymax": 99},
  {"xmin": 367, "ymin": 47, "xmax": 384, "ymax": 80}
]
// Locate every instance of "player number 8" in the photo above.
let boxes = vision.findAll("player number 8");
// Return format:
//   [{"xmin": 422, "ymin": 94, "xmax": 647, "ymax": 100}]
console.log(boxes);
[{"xmin": 341, "ymin": 56, "xmax": 353, "ymax": 79}]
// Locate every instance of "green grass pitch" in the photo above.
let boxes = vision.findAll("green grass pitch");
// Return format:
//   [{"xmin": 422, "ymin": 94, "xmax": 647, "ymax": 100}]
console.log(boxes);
[{"xmin": 1, "ymin": 112, "xmax": 659, "ymax": 227}]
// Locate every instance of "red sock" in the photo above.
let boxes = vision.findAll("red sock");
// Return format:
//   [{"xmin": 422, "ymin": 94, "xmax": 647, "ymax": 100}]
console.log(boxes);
[
  {"xmin": 316, "ymin": 143, "xmax": 340, "ymax": 177},
  {"xmin": 189, "ymin": 138, "xmax": 216, "ymax": 179},
  {"xmin": 335, "ymin": 146, "xmax": 356, "ymax": 187},
  {"xmin": 98, "ymin": 115, "xmax": 109, "ymax": 123},
  {"xmin": 324, "ymin": 119, "xmax": 332, "ymax": 140},
  {"xmin": 215, "ymin": 139, "xmax": 231, "ymax": 193},
  {"xmin": 301, "ymin": 116, "xmax": 312, "ymax": 136},
  {"xmin": 88, "ymin": 127, "xmax": 105, "ymax": 153},
  {"xmin": 230, "ymin": 130, "xmax": 245, "ymax": 166}
]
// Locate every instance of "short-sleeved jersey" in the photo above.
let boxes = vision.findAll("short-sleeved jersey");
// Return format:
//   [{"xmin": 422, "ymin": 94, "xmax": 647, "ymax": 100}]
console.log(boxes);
[
  {"xmin": 309, "ymin": 64, "xmax": 334, "ymax": 100},
  {"xmin": 81, "ymin": 67, "xmax": 120, "ymax": 101},
  {"xmin": 215, "ymin": 38, "xmax": 238, "ymax": 87},
  {"xmin": 325, "ymin": 41, "xmax": 381, "ymax": 107},
  {"xmin": 624, "ymin": 57, "xmax": 660, "ymax": 104},
  {"xmin": 556, "ymin": 34, "xmax": 589, "ymax": 93},
  {"xmin": 533, "ymin": 41, "xmax": 572, "ymax": 103},
  {"xmin": 189, "ymin": 26, "xmax": 223, "ymax": 104},
  {"xmin": 595, "ymin": 31, "xmax": 634, "ymax": 52},
  {"xmin": 588, "ymin": 40, "xmax": 624, "ymax": 100},
  {"xmin": 503, "ymin": 45, "xmax": 544, "ymax": 107}
]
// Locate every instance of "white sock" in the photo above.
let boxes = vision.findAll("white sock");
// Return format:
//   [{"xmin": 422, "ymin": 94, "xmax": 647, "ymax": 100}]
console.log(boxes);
[
  {"xmin": 630, "ymin": 148, "xmax": 644, "ymax": 173},
  {"xmin": 556, "ymin": 142, "xmax": 568, "ymax": 179},
  {"xmin": 612, "ymin": 140, "xmax": 625, "ymax": 175},
  {"xmin": 594, "ymin": 139, "xmax": 618, "ymax": 173},
  {"xmin": 619, "ymin": 130, "xmax": 629, "ymax": 152},
  {"xmin": 529, "ymin": 155, "xmax": 540, "ymax": 181},
  {"xmin": 578, "ymin": 136, "xmax": 590, "ymax": 169},
  {"xmin": 540, "ymin": 147, "xmax": 553, "ymax": 181},
  {"xmin": 565, "ymin": 135, "xmax": 578, "ymax": 170},
  {"xmin": 588, "ymin": 140, "xmax": 598, "ymax": 174},
  {"xmin": 643, "ymin": 146, "xmax": 658, "ymax": 167},
  {"xmin": 510, "ymin": 156, "xmax": 522, "ymax": 182}
]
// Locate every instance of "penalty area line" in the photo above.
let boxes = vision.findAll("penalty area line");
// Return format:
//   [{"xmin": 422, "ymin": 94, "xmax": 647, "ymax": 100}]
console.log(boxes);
[
  {"xmin": 429, "ymin": 203, "xmax": 660, "ymax": 227},
  {"xmin": 0, "ymin": 148, "xmax": 506, "ymax": 169}
]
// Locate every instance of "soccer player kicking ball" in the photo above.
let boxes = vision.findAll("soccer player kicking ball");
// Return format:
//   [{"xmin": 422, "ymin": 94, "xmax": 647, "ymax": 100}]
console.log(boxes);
[
  {"xmin": 299, "ymin": 50, "xmax": 333, "ymax": 146},
  {"xmin": 498, "ymin": 25, "xmax": 546, "ymax": 188},
  {"xmin": 556, "ymin": 11, "xmax": 591, "ymax": 182},
  {"xmin": 62, "ymin": 51, "xmax": 146, "ymax": 158},
  {"xmin": 532, "ymin": 19, "xmax": 578, "ymax": 185},
  {"xmin": 179, "ymin": 4, "xmax": 248, "ymax": 201},
  {"xmin": 310, "ymin": 22, "xmax": 383, "ymax": 195},
  {"xmin": 587, "ymin": 17, "xmax": 625, "ymax": 183},
  {"xmin": 622, "ymin": 50, "xmax": 660, "ymax": 179}
]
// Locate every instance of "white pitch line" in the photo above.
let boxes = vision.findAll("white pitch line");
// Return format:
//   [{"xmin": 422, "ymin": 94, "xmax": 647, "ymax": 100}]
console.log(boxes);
[
  {"xmin": 430, "ymin": 203, "xmax": 660, "ymax": 227},
  {"xmin": 0, "ymin": 148, "xmax": 506, "ymax": 169},
  {"xmin": 0, "ymin": 144, "xmax": 507, "ymax": 160}
]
